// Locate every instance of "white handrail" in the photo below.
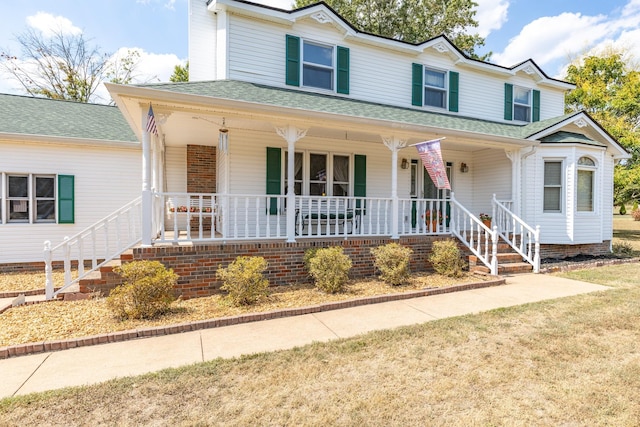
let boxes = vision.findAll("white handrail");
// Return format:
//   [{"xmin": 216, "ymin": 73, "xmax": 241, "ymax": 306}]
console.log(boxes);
[
  {"xmin": 44, "ymin": 197, "xmax": 142, "ymax": 300},
  {"xmin": 492, "ymin": 194, "xmax": 540, "ymax": 273},
  {"xmin": 449, "ymin": 192, "xmax": 498, "ymax": 275}
]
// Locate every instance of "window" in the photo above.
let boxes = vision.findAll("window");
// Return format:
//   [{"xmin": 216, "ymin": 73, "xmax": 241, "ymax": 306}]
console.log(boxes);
[
  {"xmin": 577, "ymin": 156, "xmax": 596, "ymax": 212},
  {"xmin": 283, "ymin": 152, "xmax": 351, "ymax": 196},
  {"xmin": 504, "ymin": 84, "xmax": 540, "ymax": 122},
  {"xmin": 424, "ymin": 68, "xmax": 447, "ymax": 109},
  {"xmin": 543, "ymin": 161, "xmax": 563, "ymax": 212},
  {"xmin": 1, "ymin": 173, "xmax": 74, "ymax": 224},
  {"xmin": 412, "ymin": 64, "xmax": 459, "ymax": 112},
  {"xmin": 303, "ymin": 41, "xmax": 334, "ymax": 90},
  {"xmin": 286, "ymin": 35, "xmax": 350, "ymax": 94},
  {"xmin": 513, "ymin": 87, "xmax": 531, "ymax": 122}
]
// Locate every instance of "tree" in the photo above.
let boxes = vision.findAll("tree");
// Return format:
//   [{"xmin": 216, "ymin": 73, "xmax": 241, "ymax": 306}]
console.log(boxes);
[
  {"xmin": 565, "ymin": 49, "xmax": 640, "ymax": 206},
  {"xmin": 170, "ymin": 61, "xmax": 189, "ymax": 82},
  {"xmin": 1, "ymin": 28, "xmax": 144, "ymax": 103},
  {"xmin": 294, "ymin": 0, "xmax": 489, "ymax": 59},
  {"xmin": 1, "ymin": 28, "xmax": 109, "ymax": 102}
]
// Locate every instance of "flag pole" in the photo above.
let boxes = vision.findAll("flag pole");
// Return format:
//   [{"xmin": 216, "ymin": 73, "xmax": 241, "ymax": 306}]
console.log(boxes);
[{"xmin": 408, "ymin": 137, "xmax": 446, "ymax": 147}]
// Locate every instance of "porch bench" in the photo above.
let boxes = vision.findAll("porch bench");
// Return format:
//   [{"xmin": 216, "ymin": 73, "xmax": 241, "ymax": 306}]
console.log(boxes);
[{"xmin": 296, "ymin": 209, "xmax": 361, "ymax": 235}]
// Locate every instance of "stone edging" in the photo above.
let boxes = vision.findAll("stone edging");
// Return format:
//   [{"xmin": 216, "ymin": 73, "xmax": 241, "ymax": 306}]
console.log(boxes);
[{"xmin": 0, "ymin": 277, "xmax": 504, "ymax": 359}]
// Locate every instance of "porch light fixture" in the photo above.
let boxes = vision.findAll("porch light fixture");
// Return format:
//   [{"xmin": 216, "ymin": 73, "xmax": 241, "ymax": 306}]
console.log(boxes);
[
  {"xmin": 218, "ymin": 118, "xmax": 229, "ymax": 153},
  {"xmin": 460, "ymin": 162, "xmax": 469, "ymax": 173},
  {"xmin": 401, "ymin": 158, "xmax": 409, "ymax": 169}
]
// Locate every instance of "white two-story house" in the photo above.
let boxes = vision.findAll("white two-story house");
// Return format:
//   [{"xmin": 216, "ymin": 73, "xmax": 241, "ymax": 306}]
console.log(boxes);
[{"xmin": 32, "ymin": 0, "xmax": 632, "ymax": 298}]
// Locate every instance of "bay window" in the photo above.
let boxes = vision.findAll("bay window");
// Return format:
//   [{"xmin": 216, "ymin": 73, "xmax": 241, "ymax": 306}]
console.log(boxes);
[{"xmin": 577, "ymin": 156, "xmax": 596, "ymax": 212}]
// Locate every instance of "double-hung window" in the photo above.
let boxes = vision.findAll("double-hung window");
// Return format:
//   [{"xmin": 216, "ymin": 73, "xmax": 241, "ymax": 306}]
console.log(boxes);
[
  {"xmin": 577, "ymin": 156, "xmax": 596, "ymax": 212},
  {"xmin": 4, "ymin": 174, "xmax": 56, "ymax": 223},
  {"xmin": 284, "ymin": 152, "xmax": 350, "ymax": 196},
  {"xmin": 303, "ymin": 41, "xmax": 334, "ymax": 91},
  {"xmin": 424, "ymin": 68, "xmax": 447, "ymax": 109},
  {"xmin": 513, "ymin": 86, "xmax": 531, "ymax": 122},
  {"xmin": 504, "ymin": 83, "xmax": 540, "ymax": 122},
  {"xmin": 1, "ymin": 173, "xmax": 74, "ymax": 224},
  {"xmin": 543, "ymin": 161, "xmax": 563, "ymax": 213}
]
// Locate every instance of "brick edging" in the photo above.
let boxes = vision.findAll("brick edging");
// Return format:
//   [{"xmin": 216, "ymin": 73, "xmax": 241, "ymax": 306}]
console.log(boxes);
[
  {"xmin": 539, "ymin": 256, "xmax": 640, "ymax": 274},
  {"xmin": 0, "ymin": 277, "xmax": 504, "ymax": 359},
  {"xmin": 0, "ymin": 288, "xmax": 47, "ymax": 299}
]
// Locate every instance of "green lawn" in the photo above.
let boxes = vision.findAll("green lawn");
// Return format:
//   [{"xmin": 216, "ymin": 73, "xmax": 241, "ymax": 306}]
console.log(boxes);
[{"xmin": 613, "ymin": 211, "xmax": 640, "ymax": 253}]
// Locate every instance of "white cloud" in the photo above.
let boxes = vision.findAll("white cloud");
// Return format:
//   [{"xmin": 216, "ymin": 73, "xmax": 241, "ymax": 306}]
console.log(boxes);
[
  {"xmin": 26, "ymin": 12, "xmax": 82, "ymax": 38},
  {"xmin": 493, "ymin": 12, "xmax": 611, "ymax": 68},
  {"xmin": 474, "ymin": 0, "xmax": 510, "ymax": 38},
  {"xmin": 493, "ymin": 0, "xmax": 640, "ymax": 76}
]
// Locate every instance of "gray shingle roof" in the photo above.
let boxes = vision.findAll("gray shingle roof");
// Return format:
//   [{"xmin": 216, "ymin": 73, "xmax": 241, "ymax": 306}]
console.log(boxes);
[
  {"xmin": 540, "ymin": 131, "xmax": 606, "ymax": 147},
  {"xmin": 139, "ymin": 80, "xmax": 577, "ymax": 141},
  {"xmin": 0, "ymin": 94, "xmax": 137, "ymax": 142}
]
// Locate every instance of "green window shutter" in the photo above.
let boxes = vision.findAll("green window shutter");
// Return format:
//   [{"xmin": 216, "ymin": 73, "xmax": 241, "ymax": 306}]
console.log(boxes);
[
  {"xmin": 448, "ymin": 71, "xmax": 459, "ymax": 112},
  {"xmin": 285, "ymin": 35, "xmax": 300, "ymax": 87},
  {"xmin": 337, "ymin": 46, "xmax": 350, "ymax": 94},
  {"xmin": 504, "ymin": 83, "xmax": 513, "ymax": 121},
  {"xmin": 354, "ymin": 154, "xmax": 366, "ymax": 214},
  {"xmin": 58, "ymin": 175, "xmax": 74, "ymax": 224},
  {"xmin": 266, "ymin": 147, "xmax": 282, "ymax": 215},
  {"xmin": 412, "ymin": 63, "xmax": 423, "ymax": 106},
  {"xmin": 532, "ymin": 89, "xmax": 541, "ymax": 122}
]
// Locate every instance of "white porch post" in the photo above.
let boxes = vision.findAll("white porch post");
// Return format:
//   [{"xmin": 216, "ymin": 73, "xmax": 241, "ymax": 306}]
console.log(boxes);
[
  {"xmin": 383, "ymin": 136, "xmax": 407, "ymax": 239},
  {"xmin": 276, "ymin": 125, "xmax": 307, "ymax": 242},
  {"xmin": 141, "ymin": 111, "xmax": 153, "ymax": 247}
]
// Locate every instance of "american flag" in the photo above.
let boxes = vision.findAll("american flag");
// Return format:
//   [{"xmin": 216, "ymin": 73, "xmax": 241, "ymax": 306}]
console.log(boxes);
[
  {"xmin": 146, "ymin": 105, "xmax": 158, "ymax": 136},
  {"xmin": 415, "ymin": 138, "xmax": 450, "ymax": 190}
]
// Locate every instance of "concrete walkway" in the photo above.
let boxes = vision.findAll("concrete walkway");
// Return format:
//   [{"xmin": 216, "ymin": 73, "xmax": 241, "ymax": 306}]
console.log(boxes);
[{"xmin": 0, "ymin": 274, "xmax": 607, "ymax": 399}]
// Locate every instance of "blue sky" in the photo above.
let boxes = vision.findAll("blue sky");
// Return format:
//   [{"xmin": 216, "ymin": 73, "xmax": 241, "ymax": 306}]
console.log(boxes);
[{"xmin": 1, "ymin": 0, "xmax": 639, "ymax": 97}]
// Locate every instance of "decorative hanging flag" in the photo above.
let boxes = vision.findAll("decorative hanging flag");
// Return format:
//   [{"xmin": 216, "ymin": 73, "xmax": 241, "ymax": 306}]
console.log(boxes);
[
  {"xmin": 146, "ymin": 105, "xmax": 158, "ymax": 136},
  {"xmin": 415, "ymin": 138, "xmax": 450, "ymax": 190}
]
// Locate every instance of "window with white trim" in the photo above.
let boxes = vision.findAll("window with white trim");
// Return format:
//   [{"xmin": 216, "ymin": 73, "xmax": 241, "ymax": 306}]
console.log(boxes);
[
  {"xmin": 424, "ymin": 68, "xmax": 447, "ymax": 109},
  {"xmin": 513, "ymin": 86, "xmax": 531, "ymax": 122},
  {"xmin": 543, "ymin": 161, "xmax": 563, "ymax": 212},
  {"xmin": 3, "ymin": 173, "xmax": 56, "ymax": 223},
  {"xmin": 577, "ymin": 156, "xmax": 596, "ymax": 212},
  {"xmin": 302, "ymin": 41, "xmax": 334, "ymax": 90},
  {"xmin": 284, "ymin": 152, "xmax": 351, "ymax": 196}
]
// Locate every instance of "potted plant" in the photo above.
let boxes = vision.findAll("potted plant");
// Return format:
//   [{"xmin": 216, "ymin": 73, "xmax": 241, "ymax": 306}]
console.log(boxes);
[
  {"xmin": 423, "ymin": 210, "xmax": 444, "ymax": 232},
  {"xmin": 479, "ymin": 213, "xmax": 492, "ymax": 228}
]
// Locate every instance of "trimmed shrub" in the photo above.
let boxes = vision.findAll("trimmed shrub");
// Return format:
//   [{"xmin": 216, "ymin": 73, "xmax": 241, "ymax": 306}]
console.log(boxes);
[
  {"xmin": 633, "ymin": 201, "xmax": 639, "ymax": 212},
  {"xmin": 303, "ymin": 247, "xmax": 320, "ymax": 272},
  {"xmin": 612, "ymin": 241, "xmax": 635, "ymax": 256},
  {"xmin": 308, "ymin": 246, "xmax": 352, "ymax": 293},
  {"xmin": 107, "ymin": 260, "xmax": 178, "ymax": 320},
  {"xmin": 216, "ymin": 256, "xmax": 269, "ymax": 306},
  {"xmin": 620, "ymin": 204, "xmax": 627, "ymax": 215},
  {"xmin": 429, "ymin": 239, "xmax": 465, "ymax": 278},
  {"xmin": 631, "ymin": 208, "xmax": 640, "ymax": 221},
  {"xmin": 370, "ymin": 243, "xmax": 413, "ymax": 285}
]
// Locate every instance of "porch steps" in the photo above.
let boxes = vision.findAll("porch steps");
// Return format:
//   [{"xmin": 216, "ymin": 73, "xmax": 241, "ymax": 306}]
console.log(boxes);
[
  {"xmin": 468, "ymin": 242, "xmax": 533, "ymax": 275},
  {"xmin": 78, "ymin": 250, "xmax": 133, "ymax": 295}
]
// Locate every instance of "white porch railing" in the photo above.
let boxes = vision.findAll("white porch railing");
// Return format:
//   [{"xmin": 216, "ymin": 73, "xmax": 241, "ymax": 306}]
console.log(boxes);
[
  {"xmin": 492, "ymin": 194, "xmax": 540, "ymax": 273},
  {"xmin": 156, "ymin": 193, "xmax": 451, "ymax": 242},
  {"xmin": 449, "ymin": 193, "xmax": 498, "ymax": 275},
  {"xmin": 44, "ymin": 197, "xmax": 142, "ymax": 300}
]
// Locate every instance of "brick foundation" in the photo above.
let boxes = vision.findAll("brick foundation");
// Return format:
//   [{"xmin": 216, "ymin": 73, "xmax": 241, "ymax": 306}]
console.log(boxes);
[
  {"xmin": 540, "ymin": 241, "xmax": 611, "ymax": 260},
  {"xmin": 106, "ymin": 236, "xmax": 456, "ymax": 299}
]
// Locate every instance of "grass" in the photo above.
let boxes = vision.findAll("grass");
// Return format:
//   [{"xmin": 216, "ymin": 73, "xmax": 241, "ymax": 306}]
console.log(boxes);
[
  {"xmin": 1, "ymin": 262, "xmax": 639, "ymax": 425},
  {"xmin": 613, "ymin": 211, "xmax": 640, "ymax": 253}
]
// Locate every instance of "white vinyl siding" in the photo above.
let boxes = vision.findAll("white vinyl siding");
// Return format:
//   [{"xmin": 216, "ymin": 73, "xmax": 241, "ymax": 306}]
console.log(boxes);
[
  {"xmin": 188, "ymin": 0, "xmax": 218, "ymax": 81},
  {"xmin": 0, "ymin": 140, "xmax": 140, "ymax": 264},
  {"xmin": 471, "ymin": 149, "xmax": 512, "ymax": 214}
]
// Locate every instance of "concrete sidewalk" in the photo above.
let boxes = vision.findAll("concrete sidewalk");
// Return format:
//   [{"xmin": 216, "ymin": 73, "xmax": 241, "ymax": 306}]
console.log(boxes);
[{"xmin": 0, "ymin": 274, "xmax": 608, "ymax": 399}]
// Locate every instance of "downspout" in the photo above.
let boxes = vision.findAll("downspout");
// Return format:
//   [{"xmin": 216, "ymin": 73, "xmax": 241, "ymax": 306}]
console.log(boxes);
[{"xmin": 520, "ymin": 146, "xmax": 537, "ymax": 219}]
